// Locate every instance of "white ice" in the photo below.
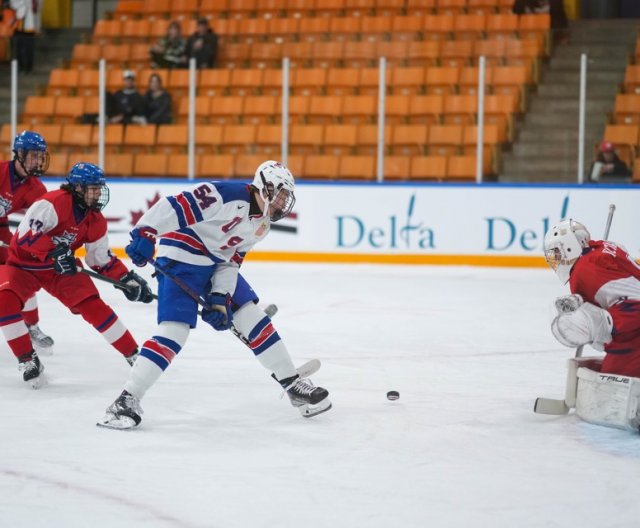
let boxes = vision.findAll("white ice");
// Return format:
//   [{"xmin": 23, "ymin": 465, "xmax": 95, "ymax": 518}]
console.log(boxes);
[{"xmin": 1, "ymin": 262, "xmax": 639, "ymax": 528}]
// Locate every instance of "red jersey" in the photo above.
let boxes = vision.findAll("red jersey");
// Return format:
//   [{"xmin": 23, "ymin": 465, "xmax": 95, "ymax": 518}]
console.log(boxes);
[
  {"xmin": 570, "ymin": 240, "xmax": 640, "ymax": 355},
  {"xmin": 8, "ymin": 188, "xmax": 128, "ymax": 280},
  {"xmin": 0, "ymin": 160, "xmax": 47, "ymax": 218}
]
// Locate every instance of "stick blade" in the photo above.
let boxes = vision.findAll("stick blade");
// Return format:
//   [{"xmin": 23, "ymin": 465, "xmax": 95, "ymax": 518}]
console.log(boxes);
[{"xmin": 534, "ymin": 397, "xmax": 570, "ymax": 415}]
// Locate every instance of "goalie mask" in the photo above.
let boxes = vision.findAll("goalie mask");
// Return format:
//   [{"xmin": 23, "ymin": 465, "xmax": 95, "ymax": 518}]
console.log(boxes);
[
  {"xmin": 13, "ymin": 130, "xmax": 50, "ymax": 177},
  {"xmin": 252, "ymin": 160, "xmax": 296, "ymax": 222},
  {"xmin": 544, "ymin": 219, "xmax": 591, "ymax": 284}
]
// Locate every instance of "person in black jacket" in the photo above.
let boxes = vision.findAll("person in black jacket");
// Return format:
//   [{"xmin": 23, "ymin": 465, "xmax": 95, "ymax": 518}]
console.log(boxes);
[
  {"xmin": 109, "ymin": 70, "xmax": 145, "ymax": 125},
  {"xmin": 185, "ymin": 17, "xmax": 218, "ymax": 69},
  {"xmin": 143, "ymin": 74, "xmax": 172, "ymax": 125}
]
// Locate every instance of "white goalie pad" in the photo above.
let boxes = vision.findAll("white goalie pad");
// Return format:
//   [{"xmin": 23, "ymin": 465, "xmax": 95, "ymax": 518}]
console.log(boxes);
[{"xmin": 575, "ymin": 366, "xmax": 640, "ymax": 432}]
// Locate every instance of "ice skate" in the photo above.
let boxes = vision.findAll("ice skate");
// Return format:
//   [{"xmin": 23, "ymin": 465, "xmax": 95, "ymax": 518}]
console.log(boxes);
[
  {"xmin": 18, "ymin": 352, "xmax": 45, "ymax": 389},
  {"xmin": 274, "ymin": 373, "xmax": 332, "ymax": 418},
  {"xmin": 97, "ymin": 390, "xmax": 143, "ymax": 429},
  {"xmin": 27, "ymin": 324, "xmax": 54, "ymax": 355}
]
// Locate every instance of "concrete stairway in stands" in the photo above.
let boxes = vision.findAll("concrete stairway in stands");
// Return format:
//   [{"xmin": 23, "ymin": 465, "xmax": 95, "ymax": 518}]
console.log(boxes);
[
  {"xmin": 0, "ymin": 29, "xmax": 86, "ymax": 127},
  {"xmin": 500, "ymin": 18, "xmax": 638, "ymax": 183}
]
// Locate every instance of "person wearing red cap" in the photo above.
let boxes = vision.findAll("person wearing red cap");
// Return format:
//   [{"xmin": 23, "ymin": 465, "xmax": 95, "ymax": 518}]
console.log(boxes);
[{"xmin": 590, "ymin": 141, "xmax": 631, "ymax": 181}]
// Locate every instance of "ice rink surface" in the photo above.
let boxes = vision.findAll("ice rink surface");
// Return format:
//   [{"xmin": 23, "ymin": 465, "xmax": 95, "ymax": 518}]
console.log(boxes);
[{"xmin": 1, "ymin": 262, "xmax": 639, "ymax": 528}]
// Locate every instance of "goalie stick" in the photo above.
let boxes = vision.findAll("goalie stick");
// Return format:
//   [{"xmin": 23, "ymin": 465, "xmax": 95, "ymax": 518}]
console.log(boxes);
[{"xmin": 534, "ymin": 204, "xmax": 616, "ymax": 415}]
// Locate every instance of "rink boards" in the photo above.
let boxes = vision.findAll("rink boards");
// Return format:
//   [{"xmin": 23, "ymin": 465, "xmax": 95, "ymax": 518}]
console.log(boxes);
[{"xmin": 35, "ymin": 180, "xmax": 640, "ymax": 266}]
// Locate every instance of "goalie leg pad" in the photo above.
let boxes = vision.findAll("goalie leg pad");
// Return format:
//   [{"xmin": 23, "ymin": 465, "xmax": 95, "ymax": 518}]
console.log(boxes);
[
  {"xmin": 576, "ymin": 367, "xmax": 640, "ymax": 432},
  {"xmin": 551, "ymin": 303, "xmax": 613, "ymax": 350}
]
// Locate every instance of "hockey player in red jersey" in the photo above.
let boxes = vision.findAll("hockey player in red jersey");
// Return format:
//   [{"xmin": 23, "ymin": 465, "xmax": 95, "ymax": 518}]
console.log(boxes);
[
  {"xmin": 0, "ymin": 162, "xmax": 153, "ymax": 388},
  {"xmin": 544, "ymin": 219, "xmax": 640, "ymax": 377},
  {"xmin": 0, "ymin": 130, "xmax": 55, "ymax": 351}
]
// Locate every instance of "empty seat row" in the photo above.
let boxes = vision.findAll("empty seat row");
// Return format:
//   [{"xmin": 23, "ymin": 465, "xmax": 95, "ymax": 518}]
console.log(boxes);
[
  {"xmin": 26, "ymin": 150, "xmax": 489, "ymax": 181},
  {"xmin": 112, "ymin": 0, "xmax": 519, "ymax": 20}
]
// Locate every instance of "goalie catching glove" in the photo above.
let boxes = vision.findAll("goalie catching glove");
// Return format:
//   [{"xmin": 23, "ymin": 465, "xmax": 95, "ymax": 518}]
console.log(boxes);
[
  {"xmin": 118, "ymin": 270, "xmax": 154, "ymax": 303},
  {"xmin": 555, "ymin": 293, "xmax": 584, "ymax": 314},
  {"xmin": 202, "ymin": 292, "xmax": 233, "ymax": 331},
  {"xmin": 551, "ymin": 301, "xmax": 613, "ymax": 351}
]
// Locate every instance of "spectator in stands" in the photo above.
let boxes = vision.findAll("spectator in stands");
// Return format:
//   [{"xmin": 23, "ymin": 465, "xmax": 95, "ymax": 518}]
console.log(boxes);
[
  {"xmin": 150, "ymin": 21, "xmax": 187, "ymax": 70},
  {"xmin": 9, "ymin": 0, "xmax": 41, "ymax": 73},
  {"xmin": 185, "ymin": 17, "xmax": 218, "ymax": 69},
  {"xmin": 589, "ymin": 141, "xmax": 631, "ymax": 182},
  {"xmin": 143, "ymin": 74, "xmax": 172, "ymax": 125},
  {"xmin": 513, "ymin": 0, "xmax": 569, "ymax": 43},
  {"xmin": 109, "ymin": 70, "xmax": 146, "ymax": 125}
]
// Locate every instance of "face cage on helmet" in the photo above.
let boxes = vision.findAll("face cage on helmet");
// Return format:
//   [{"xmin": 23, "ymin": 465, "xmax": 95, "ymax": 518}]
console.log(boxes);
[
  {"xmin": 269, "ymin": 187, "xmax": 296, "ymax": 222},
  {"xmin": 14, "ymin": 149, "xmax": 50, "ymax": 177},
  {"xmin": 73, "ymin": 184, "xmax": 110, "ymax": 212},
  {"xmin": 544, "ymin": 248, "xmax": 562, "ymax": 271}
]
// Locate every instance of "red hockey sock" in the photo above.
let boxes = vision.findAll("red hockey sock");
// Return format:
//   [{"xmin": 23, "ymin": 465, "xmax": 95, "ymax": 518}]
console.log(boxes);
[
  {"xmin": 0, "ymin": 291, "xmax": 34, "ymax": 359},
  {"xmin": 21, "ymin": 295, "xmax": 39, "ymax": 326},
  {"xmin": 74, "ymin": 296, "xmax": 138, "ymax": 357}
]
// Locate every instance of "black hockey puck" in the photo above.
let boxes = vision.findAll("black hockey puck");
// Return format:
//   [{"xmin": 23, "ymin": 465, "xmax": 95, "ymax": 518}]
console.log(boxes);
[{"xmin": 386, "ymin": 390, "xmax": 400, "ymax": 401}]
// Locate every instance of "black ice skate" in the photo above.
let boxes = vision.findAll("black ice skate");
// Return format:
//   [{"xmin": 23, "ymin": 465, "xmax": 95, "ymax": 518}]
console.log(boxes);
[
  {"xmin": 18, "ymin": 351, "xmax": 45, "ymax": 389},
  {"xmin": 124, "ymin": 348, "xmax": 139, "ymax": 366},
  {"xmin": 97, "ymin": 390, "xmax": 143, "ymax": 430},
  {"xmin": 274, "ymin": 373, "xmax": 332, "ymax": 418},
  {"xmin": 27, "ymin": 324, "xmax": 54, "ymax": 355}
]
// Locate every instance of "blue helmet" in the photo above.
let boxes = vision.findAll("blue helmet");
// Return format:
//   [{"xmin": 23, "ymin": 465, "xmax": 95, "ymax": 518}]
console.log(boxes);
[
  {"xmin": 66, "ymin": 162, "xmax": 110, "ymax": 211},
  {"xmin": 13, "ymin": 130, "xmax": 48, "ymax": 152},
  {"xmin": 13, "ymin": 131, "xmax": 49, "ymax": 177}
]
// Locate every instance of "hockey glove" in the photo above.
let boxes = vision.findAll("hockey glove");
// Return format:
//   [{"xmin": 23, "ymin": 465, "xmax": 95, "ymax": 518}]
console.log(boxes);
[
  {"xmin": 555, "ymin": 294, "xmax": 584, "ymax": 314},
  {"xmin": 48, "ymin": 244, "xmax": 77, "ymax": 276},
  {"xmin": 202, "ymin": 292, "xmax": 233, "ymax": 331},
  {"xmin": 125, "ymin": 227, "xmax": 157, "ymax": 267},
  {"xmin": 119, "ymin": 270, "xmax": 154, "ymax": 304}
]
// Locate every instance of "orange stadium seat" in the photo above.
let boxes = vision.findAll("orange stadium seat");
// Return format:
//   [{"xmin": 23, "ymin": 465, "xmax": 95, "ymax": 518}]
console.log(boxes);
[
  {"xmin": 267, "ymin": 18, "xmax": 300, "ymax": 43},
  {"xmin": 292, "ymin": 68, "xmax": 328, "ymax": 96},
  {"xmin": 345, "ymin": 0, "xmax": 377, "ymax": 18},
  {"xmin": 623, "ymin": 65, "xmax": 640, "ymax": 94},
  {"xmin": 326, "ymin": 68, "xmax": 361, "ymax": 96},
  {"xmin": 458, "ymin": 66, "xmax": 493, "ymax": 95},
  {"xmin": 358, "ymin": 67, "xmax": 381, "ymax": 96},
  {"xmin": 339, "ymin": 155, "xmax": 376, "ymax": 180},
  {"xmin": 47, "ymin": 151, "xmax": 69, "ymax": 176},
  {"xmin": 120, "ymin": 20, "xmax": 151, "ymax": 42},
  {"xmin": 298, "ymin": 17, "xmax": 331, "ymax": 43},
  {"xmin": 408, "ymin": 95, "xmax": 444, "ymax": 124},
  {"xmin": 255, "ymin": 124, "xmax": 282, "ymax": 156},
  {"xmin": 30, "ymin": 124, "xmax": 63, "ymax": 147},
  {"xmin": 428, "ymin": 124, "xmax": 464, "ymax": 156},
  {"xmin": 166, "ymin": 154, "xmax": 190, "ymax": 178},
  {"xmin": 77, "ymin": 70, "xmax": 100, "ymax": 97},
  {"xmin": 101, "ymin": 44, "xmax": 130, "ymax": 65},
  {"xmin": 290, "ymin": 124, "xmax": 324, "ymax": 154},
  {"xmin": 199, "ymin": 155, "xmax": 236, "ymax": 179},
  {"xmin": 602, "ymin": 124, "xmax": 639, "ymax": 164},
  {"xmin": 134, "ymin": 153, "xmax": 168, "ymax": 177},
  {"xmin": 518, "ymin": 13, "xmax": 550, "ymax": 41},
  {"xmin": 498, "ymin": 0, "xmax": 515, "ymax": 12},
  {"xmin": 360, "ymin": 16, "xmax": 393, "ymax": 42},
  {"xmin": 391, "ymin": 124, "xmax": 429, "ymax": 155},
  {"xmin": 343, "ymin": 41, "xmax": 378, "ymax": 68},
  {"xmin": 170, "ymin": 0, "xmax": 200, "ymax": 18},
  {"xmin": 443, "ymin": 95, "xmax": 478, "ymax": 125},
  {"xmin": 285, "ymin": 96, "xmax": 311, "ymax": 122},
  {"xmin": 384, "ymin": 156, "xmax": 410, "ymax": 180},
  {"xmin": 71, "ymin": 44, "xmax": 101, "ymax": 68},
  {"xmin": 447, "ymin": 155, "xmax": 484, "ymax": 180},
  {"xmin": 249, "ymin": 42, "xmax": 284, "ymax": 69},
  {"xmin": 486, "ymin": 13, "xmax": 519, "ymax": 37},
  {"xmin": 200, "ymin": 69, "xmax": 231, "ymax": 97},
  {"xmin": 406, "ymin": 41, "xmax": 441, "ymax": 67},
  {"xmin": 218, "ymin": 43, "xmax": 251, "ymax": 69},
  {"xmin": 390, "ymin": 67, "xmax": 426, "ymax": 96},
  {"xmin": 195, "ymin": 125, "xmax": 224, "ymax": 154},
  {"xmin": 228, "ymin": 0, "xmax": 259, "ymax": 19},
  {"xmin": 377, "ymin": 0, "xmax": 406, "ymax": 16},
  {"xmin": 177, "ymin": 97, "xmax": 212, "ymax": 124},
  {"xmin": 167, "ymin": 70, "xmax": 193, "ymax": 98},
  {"xmin": 147, "ymin": 19, "xmax": 171, "ymax": 40},
  {"xmin": 329, "ymin": 16, "xmax": 362, "ymax": 42},
  {"xmin": 410, "ymin": 155, "xmax": 447, "ymax": 181},
  {"xmin": 244, "ymin": 96, "xmax": 278, "ymax": 124},
  {"xmin": 315, "ymin": 0, "xmax": 348, "ymax": 18},
  {"xmin": 385, "ymin": 95, "xmax": 410, "ymax": 124},
  {"xmin": 406, "ymin": 0, "xmax": 437, "ymax": 17},
  {"xmin": 262, "ymin": 69, "xmax": 284, "ymax": 96},
  {"xmin": 47, "ymin": 69, "xmax": 80, "ymax": 96},
  {"xmin": 453, "ymin": 14, "xmax": 487, "ymax": 41},
  {"xmin": 308, "ymin": 96, "xmax": 344, "ymax": 124},
  {"xmin": 440, "ymin": 40, "xmax": 474, "ymax": 68},
  {"xmin": 421, "ymin": 15, "xmax": 455, "ymax": 41},
  {"xmin": 156, "ymin": 125, "xmax": 188, "ymax": 154},
  {"xmin": 613, "ymin": 94, "xmax": 640, "ymax": 125},
  {"xmin": 282, "ymin": 41, "xmax": 314, "ymax": 68},
  {"xmin": 60, "ymin": 124, "xmax": 93, "ymax": 150},
  {"xmin": 302, "ymin": 155, "xmax": 339, "ymax": 180},
  {"xmin": 342, "ymin": 95, "xmax": 377, "ymax": 124},
  {"xmin": 91, "ymin": 124, "xmax": 125, "ymax": 152},
  {"xmin": 22, "ymin": 96, "xmax": 56, "ymax": 124},
  {"xmin": 323, "ymin": 124, "xmax": 358, "ymax": 155},
  {"xmin": 220, "ymin": 124, "xmax": 257, "ymax": 154},
  {"xmin": 228, "ymin": 68, "xmax": 264, "ymax": 96},
  {"xmin": 209, "ymin": 96, "xmax": 244, "ymax": 125},
  {"xmin": 436, "ymin": 0, "xmax": 468, "ymax": 15},
  {"xmin": 634, "ymin": 160, "xmax": 640, "ymax": 183},
  {"xmin": 140, "ymin": 0, "xmax": 171, "ymax": 18},
  {"xmin": 237, "ymin": 18, "xmax": 269, "ymax": 44},
  {"xmin": 355, "ymin": 124, "xmax": 392, "ymax": 155},
  {"xmin": 425, "ymin": 67, "xmax": 460, "ymax": 95},
  {"xmin": 283, "ymin": 0, "xmax": 316, "ymax": 19},
  {"xmin": 391, "ymin": 16, "xmax": 423, "ymax": 42},
  {"xmin": 313, "ymin": 41, "xmax": 347, "ymax": 68},
  {"xmin": 200, "ymin": 0, "xmax": 230, "ymax": 17},
  {"xmin": 235, "ymin": 155, "xmax": 266, "ymax": 179},
  {"xmin": 467, "ymin": 0, "xmax": 500, "ymax": 14},
  {"xmin": 123, "ymin": 126, "xmax": 157, "ymax": 153},
  {"xmin": 376, "ymin": 41, "xmax": 409, "ymax": 66}
]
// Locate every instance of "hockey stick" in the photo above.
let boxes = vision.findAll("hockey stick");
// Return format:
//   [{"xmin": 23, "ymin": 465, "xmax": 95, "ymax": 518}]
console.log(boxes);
[{"xmin": 534, "ymin": 204, "xmax": 616, "ymax": 415}]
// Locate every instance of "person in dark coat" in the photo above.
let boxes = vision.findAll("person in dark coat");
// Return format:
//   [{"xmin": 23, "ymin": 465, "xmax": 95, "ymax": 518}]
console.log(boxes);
[
  {"xmin": 185, "ymin": 17, "xmax": 218, "ymax": 69},
  {"xmin": 143, "ymin": 74, "xmax": 172, "ymax": 125}
]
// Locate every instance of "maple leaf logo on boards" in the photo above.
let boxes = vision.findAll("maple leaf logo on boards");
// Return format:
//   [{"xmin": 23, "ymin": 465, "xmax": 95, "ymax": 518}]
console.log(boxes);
[{"xmin": 130, "ymin": 192, "xmax": 162, "ymax": 226}]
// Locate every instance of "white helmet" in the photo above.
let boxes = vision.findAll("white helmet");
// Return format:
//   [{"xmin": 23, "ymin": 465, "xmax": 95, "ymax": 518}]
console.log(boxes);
[
  {"xmin": 543, "ymin": 219, "xmax": 591, "ymax": 284},
  {"xmin": 252, "ymin": 160, "xmax": 296, "ymax": 222}
]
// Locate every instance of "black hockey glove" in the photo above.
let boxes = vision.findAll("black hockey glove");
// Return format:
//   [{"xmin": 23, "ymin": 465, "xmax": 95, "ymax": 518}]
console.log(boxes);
[
  {"xmin": 119, "ymin": 270, "xmax": 154, "ymax": 304},
  {"xmin": 48, "ymin": 244, "xmax": 77, "ymax": 276}
]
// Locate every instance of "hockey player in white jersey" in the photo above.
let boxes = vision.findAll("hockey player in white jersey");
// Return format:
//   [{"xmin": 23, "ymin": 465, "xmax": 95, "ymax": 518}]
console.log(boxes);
[{"xmin": 99, "ymin": 160, "xmax": 331, "ymax": 429}]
